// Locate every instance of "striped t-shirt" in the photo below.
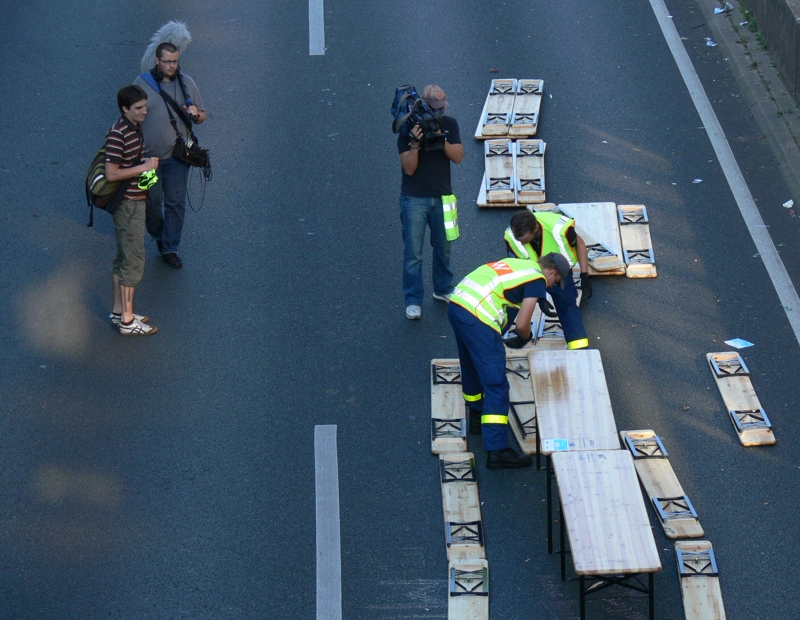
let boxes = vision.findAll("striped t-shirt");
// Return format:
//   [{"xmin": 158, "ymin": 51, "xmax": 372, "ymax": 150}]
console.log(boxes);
[{"xmin": 105, "ymin": 115, "xmax": 146, "ymax": 200}]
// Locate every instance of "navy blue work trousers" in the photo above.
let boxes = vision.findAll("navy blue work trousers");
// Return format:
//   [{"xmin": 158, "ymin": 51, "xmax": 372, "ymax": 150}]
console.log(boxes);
[
  {"xmin": 447, "ymin": 303, "xmax": 510, "ymax": 452},
  {"xmin": 548, "ymin": 276, "xmax": 588, "ymax": 347},
  {"xmin": 506, "ymin": 275, "xmax": 588, "ymax": 347}
]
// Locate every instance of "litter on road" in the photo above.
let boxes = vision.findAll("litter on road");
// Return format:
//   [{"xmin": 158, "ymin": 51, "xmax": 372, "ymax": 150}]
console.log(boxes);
[{"xmin": 724, "ymin": 338, "xmax": 753, "ymax": 349}]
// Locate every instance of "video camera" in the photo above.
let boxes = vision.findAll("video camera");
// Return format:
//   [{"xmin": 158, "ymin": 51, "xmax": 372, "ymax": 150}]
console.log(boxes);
[
  {"xmin": 408, "ymin": 99, "xmax": 446, "ymax": 151},
  {"xmin": 391, "ymin": 85, "xmax": 447, "ymax": 151}
]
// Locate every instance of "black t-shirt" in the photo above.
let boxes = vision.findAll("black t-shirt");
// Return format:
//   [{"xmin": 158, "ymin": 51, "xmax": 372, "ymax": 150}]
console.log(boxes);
[{"xmin": 397, "ymin": 116, "xmax": 461, "ymax": 197}]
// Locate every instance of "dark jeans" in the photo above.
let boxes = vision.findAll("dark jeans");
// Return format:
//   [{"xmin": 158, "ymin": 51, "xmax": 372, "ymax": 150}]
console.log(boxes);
[{"xmin": 146, "ymin": 157, "xmax": 188, "ymax": 254}]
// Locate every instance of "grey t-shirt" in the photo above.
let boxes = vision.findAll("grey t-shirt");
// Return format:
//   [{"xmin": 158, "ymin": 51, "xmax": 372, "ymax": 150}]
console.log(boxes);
[{"xmin": 133, "ymin": 72, "xmax": 205, "ymax": 160}]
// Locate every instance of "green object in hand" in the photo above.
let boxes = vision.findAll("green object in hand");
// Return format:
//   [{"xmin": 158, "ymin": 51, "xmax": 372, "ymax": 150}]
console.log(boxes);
[{"xmin": 138, "ymin": 169, "xmax": 158, "ymax": 190}]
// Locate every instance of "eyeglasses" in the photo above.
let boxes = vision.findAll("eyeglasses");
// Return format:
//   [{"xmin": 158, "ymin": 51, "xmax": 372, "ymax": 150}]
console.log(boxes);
[{"xmin": 158, "ymin": 59, "xmax": 179, "ymax": 66}]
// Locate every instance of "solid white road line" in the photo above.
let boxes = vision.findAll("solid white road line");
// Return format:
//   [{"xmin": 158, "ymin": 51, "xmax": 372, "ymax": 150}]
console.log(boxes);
[
  {"xmin": 315, "ymin": 425, "xmax": 342, "ymax": 619},
  {"xmin": 309, "ymin": 0, "xmax": 325, "ymax": 55},
  {"xmin": 648, "ymin": 0, "xmax": 800, "ymax": 345}
]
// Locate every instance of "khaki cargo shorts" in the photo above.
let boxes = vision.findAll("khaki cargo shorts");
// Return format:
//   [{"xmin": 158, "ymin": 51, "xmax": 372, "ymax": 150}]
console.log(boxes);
[{"xmin": 112, "ymin": 198, "xmax": 146, "ymax": 287}]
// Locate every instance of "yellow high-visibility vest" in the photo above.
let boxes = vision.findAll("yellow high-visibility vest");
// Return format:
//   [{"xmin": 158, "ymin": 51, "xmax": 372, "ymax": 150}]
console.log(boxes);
[
  {"xmin": 450, "ymin": 258, "xmax": 545, "ymax": 332},
  {"xmin": 504, "ymin": 211, "xmax": 578, "ymax": 266},
  {"xmin": 442, "ymin": 194, "xmax": 459, "ymax": 241}
]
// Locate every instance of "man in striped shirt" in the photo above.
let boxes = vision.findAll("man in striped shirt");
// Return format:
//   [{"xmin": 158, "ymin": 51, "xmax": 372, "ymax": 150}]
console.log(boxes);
[{"xmin": 105, "ymin": 85, "xmax": 160, "ymax": 335}]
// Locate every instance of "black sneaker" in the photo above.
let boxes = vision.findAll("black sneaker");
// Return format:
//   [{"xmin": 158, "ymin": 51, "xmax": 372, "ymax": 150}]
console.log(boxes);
[
  {"xmin": 468, "ymin": 408, "xmax": 482, "ymax": 435},
  {"xmin": 486, "ymin": 448, "xmax": 533, "ymax": 470},
  {"xmin": 163, "ymin": 252, "xmax": 183, "ymax": 269}
]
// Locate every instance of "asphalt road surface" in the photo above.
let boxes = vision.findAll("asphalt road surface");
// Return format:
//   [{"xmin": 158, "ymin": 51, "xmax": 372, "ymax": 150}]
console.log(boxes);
[{"xmin": 1, "ymin": 0, "xmax": 799, "ymax": 618}]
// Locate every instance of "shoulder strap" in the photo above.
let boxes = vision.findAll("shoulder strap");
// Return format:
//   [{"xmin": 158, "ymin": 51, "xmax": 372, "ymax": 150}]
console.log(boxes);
[
  {"xmin": 175, "ymin": 71, "xmax": 194, "ymax": 107},
  {"xmin": 140, "ymin": 72, "xmax": 160, "ymax": 93},
  {"xmin": 160, "ymin": 87, "xmax": 192, "ymax": 128},
  {"xmin": 141, "ymin": 72, "xmax": 193, "ymax": 134}
]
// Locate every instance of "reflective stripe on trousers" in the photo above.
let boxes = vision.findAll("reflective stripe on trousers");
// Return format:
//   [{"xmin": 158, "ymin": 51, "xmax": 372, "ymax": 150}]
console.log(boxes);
[{"xmin": 447, "ymin": 303, "xmax": 512, "ymax": 452}]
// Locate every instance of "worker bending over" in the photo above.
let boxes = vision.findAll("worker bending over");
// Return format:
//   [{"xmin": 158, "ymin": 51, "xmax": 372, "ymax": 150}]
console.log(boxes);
[
  {"xmin": 504, "ymin": 209, "xmax": 592, "ymax": 350},
  {"xmin": 448, "ymin": 254, "xmax": 569, "ymax": 469}
]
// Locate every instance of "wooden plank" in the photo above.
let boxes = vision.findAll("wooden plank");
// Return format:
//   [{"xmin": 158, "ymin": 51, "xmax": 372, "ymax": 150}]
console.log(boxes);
[
  {"xmin": 440, "ymin": 453, "xmax": 485, "ymax": 561},
  {"xmin": 529, "ymin": 349, "xmax": 620, "ymax": 453},
  {"xmin": 620, "ymin": 430, "xmax": 704, "ymax": 539},
  {"xmin": 675, "ymin": 540, "xmax": 727, "ymax": 620},
  {"xmin": 533, "ymin": 314, "xmax": 569, "ymax": 351},
  {"xmin": 706, "ymin": 352, "xmax": 776, "ymax": 446},
  {"xmin": 431, "ymin": 359, "xmax": 467, "ymax": 454},
  {"xmin": 484, "ymin": 140, "xmax": 515, "ymax": 203},
  {"xmin": 558, "ymin": 202, "xmax": 626, "ymax": 276},
  {"xmin": 448, "ymin": 558, "xmax": 489, "ymax": 620},
  {"xmin": 505, "ymin": 352, "xmax": 537, "ymax": 454},
  {"xmin": 509, "ymin": 79, "xmax": 543, "ymax": 137},
  {"xmin": 474, "ymin": 79, "xmax": 516, "ymax": 138},
  {"xmin": 552, "ymin": 450, "xmax": 661, "ymax": 575},
  {"xmin": 618, "ymin": 204, "xmax": 657, "ymax": 278},
  {"xmin": 515, "ymin": 139, "xmax": 546, "ymax": 204}
]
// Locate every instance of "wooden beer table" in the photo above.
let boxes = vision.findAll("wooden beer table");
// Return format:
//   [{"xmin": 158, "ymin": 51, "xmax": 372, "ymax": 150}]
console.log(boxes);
[
  {"xmin": 528, "ymin": 349, "xmax": 621, "ymax": 552},
  {"xmin": 552, "ymin": 450, "xmax": 662, "ymax": 619}
]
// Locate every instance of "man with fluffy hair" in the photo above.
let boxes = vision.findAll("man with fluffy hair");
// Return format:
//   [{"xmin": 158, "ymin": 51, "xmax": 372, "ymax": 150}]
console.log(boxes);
[{"xmin": 134, "ymin": 22, "xmax": 206, "ymax": 269}]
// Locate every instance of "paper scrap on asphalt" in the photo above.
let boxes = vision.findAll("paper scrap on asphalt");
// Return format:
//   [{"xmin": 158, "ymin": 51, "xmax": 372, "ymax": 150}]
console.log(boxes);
[
  {"xmin": 725, "ymin": 338, "xmax": 754, "ymax": 349},
  {"xmin": 705, "ymin": 37, "xmax": 717, "ymax": 47},
  {"xmin": 783, "ymin": 199, "xmax": 794, "ymax": 208},
  {"xmin": 693, "ymin": 178, "xmax": 703, "ymax": 183}
]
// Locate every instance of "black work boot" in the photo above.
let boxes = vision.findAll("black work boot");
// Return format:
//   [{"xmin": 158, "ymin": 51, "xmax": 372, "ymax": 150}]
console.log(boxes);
[
  {"xmin": 486, "ymin": 447, "xmax": 533, "ymax": 470},
  {"xmin": 468, "ymin": 408, "xmax": 482, "ymax": 435}
]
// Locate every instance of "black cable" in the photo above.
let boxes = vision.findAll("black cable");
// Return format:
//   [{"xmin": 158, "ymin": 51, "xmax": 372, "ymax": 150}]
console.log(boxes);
[{"xmin": 185, "ymin": 159, "xmax": 211, "ymax": 213}]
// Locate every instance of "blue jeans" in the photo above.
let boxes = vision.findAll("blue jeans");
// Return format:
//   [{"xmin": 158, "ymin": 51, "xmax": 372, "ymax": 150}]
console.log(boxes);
[
  {"xmin": 146, "ymin": 157, "xmax": 188, "ymax": 254},
  {"xmin": 400, "ymin": 195, "xmax": 454, "ymax": 305}
]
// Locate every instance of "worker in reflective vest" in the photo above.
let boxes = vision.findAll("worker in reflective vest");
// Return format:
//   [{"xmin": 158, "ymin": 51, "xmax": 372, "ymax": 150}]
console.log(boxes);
[
  {"xmin": 503, "ymin": 209, "xmax": 591, "ymax": 350},
  {"xmin": 448, "ymin": 254, "xmax": 569, "ymax": 469}
]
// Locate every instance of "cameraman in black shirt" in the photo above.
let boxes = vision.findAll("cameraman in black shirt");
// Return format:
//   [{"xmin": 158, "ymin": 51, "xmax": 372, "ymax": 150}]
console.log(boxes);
[{"xmin": 398, "ymin": 85, "xmax": 463, "ymax": 320}]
